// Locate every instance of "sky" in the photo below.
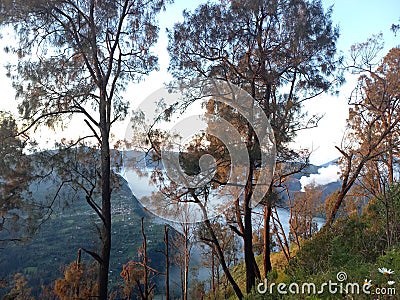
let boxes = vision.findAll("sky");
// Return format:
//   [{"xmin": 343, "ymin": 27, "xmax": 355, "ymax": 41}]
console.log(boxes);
[
  {"xmin": 0, "ymin": 0, "xmax": 399, "ymax": 172},
  {"xmin": 295, "ymin": 0, "xmax": 400, "ymax": 165},
  {"xmin": 126, "ymin": 0, "xmax": 400, "ymax": 167}
]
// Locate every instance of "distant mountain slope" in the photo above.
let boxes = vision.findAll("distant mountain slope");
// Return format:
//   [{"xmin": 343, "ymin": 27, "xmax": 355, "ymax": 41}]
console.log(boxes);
[
  {"xmin": 281, "ymin": 159, "xmax": 341, "ymax": 202},
  {"xmin": 0, "ymin": 172, "xmax": 167, "ymax": 297}
]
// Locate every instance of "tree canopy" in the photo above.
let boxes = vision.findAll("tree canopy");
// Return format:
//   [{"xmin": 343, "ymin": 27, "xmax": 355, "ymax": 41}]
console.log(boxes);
[
  {"xmin": 167, "ymin": 0, "xmax": 341, "ymax": 294},
  {"xmin": 0, "ymin": 0, "xmax": 169, "ymax": 298},
  {"xmin": 0, "ymin": 112, "xmax": 37, "ymax": 246}
]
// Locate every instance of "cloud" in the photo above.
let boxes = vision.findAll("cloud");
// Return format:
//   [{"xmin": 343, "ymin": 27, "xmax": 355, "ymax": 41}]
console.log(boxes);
[{"xmin": 300, "ymin": 164, "xmax": 340, "ymax": 191}]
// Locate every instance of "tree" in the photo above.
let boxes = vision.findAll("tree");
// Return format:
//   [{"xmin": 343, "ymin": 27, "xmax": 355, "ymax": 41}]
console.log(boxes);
[
  {"xmin": 197, "ymin": 216, "xmax": 240, "ymax": 297},
  {"xmin": 170, "ymin": 216, "xmax": 194, "ymax": 300},
  {"xmin": 0, "ymin": 112, "xmax": 36, "ymax": 246},
  {"xmin": 142, "ymin": 127, "xmax": 246, "ymax": 299},
  {"xmin": 53, "ymin": 250, "xmax": 98, "ymax": 300},
  {"xmin": 196, "ymin": 214, "xmax": 243, "ymax": 299},
  {"xmin": 2, "ymin": 273, "xmax": 34, "ymax": 300},
  {"xmin": 0, "ymin": 0, "xmax": 168, "ymax": 298},
  {"xmin": 367, "ymin": 184, "xmax": 400, "ymax": 248},
  {"xmin": 326, "ymin": 43, "xmax": 400, "ymax": 226},
  {"xmin": 120, "ymin": 218, "xmax": 158, "ymax": 300},
  {"xmin": 289, "ymin": 183, "xmax": 322, "ymax": 248},
  {"xmin": 163, "ymin": 224, "xmax": 170, "ymax": 300},
  {"xmin": 168, "ymin": 0, "xmax": 340, "ymax": 292},
  {"xmin": 352, "ymin": 46, "xmax": 400, "ymax": 186}
]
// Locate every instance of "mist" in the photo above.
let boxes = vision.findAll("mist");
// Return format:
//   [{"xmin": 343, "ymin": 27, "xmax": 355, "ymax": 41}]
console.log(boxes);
[{"xmin": 300, "ymin": 164, "xmax": 340, "ymax": 191}]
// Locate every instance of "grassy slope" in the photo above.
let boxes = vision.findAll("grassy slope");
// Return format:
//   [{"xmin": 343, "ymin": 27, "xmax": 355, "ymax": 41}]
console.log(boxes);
[{"xmin": 207, "ymin": 215, "xmax": 400, "ymax": 299}]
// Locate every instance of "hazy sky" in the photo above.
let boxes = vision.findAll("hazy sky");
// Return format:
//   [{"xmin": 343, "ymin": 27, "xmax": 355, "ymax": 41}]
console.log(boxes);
[{"xmin": 0, "ymin": 0, "xmax": 399, "ymax": 166}]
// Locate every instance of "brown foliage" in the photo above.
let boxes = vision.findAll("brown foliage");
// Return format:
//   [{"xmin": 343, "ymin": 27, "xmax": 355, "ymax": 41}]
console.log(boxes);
[
  {"xmin": 2, "ymin": 273, "xmax": 34, "ymax": 300},
  {"xmin": 53, "ymin": 261, "xmax": 98, "ymax": 300}
]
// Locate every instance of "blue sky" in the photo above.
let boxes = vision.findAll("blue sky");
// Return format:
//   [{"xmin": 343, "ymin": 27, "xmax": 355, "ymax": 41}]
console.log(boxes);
[
  {"xmin": 0, "ymin": 0, "xmax": 399, "ymax": 166},
  {"xmin": 328, "ymin": 0, "xmax": 399, "ymax": 52}
]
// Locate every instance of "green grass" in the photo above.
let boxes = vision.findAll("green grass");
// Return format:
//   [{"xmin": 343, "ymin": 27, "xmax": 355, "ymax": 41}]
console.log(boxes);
[{"xmin": 23, "ymin": 267, "xmax": 38, "ymax": 275}]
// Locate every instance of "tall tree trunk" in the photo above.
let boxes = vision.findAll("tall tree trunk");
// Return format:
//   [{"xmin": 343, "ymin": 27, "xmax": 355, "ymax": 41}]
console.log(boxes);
[
  {"xmin": 243, "ymin": 168, "xmax": 259, "ymax": 293},
  {"xmin": 271, "ymin": 208, "xmax": 291, "ymax": 262},
  {"xmin": 387, "ymin": 142, "xmax": 394, "ymax": 184},
  {"xmin": 244, "ymin": 202, "xmax": 255, "ymax": 293},
  {"xmin": 164, "ymin": 225, "xmax": 170, "ymax": 300},
  {"xmin": 263, "ymin": 205, "xmax": 272, "ymax": 278},
  {"xmin": 216, "ymin": 255, "xmax": 220, "ymax": 292},
  {"xmin": 326, "ymin": 190, "xmax": 346, "ymax": 227},
  {"xmin": 211, "ymin": 248, "xmax": 215, "ymax": 293},
  {"xmin": 99, "ymin": 98, "xmax": 111, "ymax": 300},
  {"xmin": 385, "ymin": 114, "xmax": 394, "ymax": 184},
  {"xmin": 76, "ymin": 248, "xmax": 82, "ymax": 298},
  {"xmin": 183, "ymin": 233, "xmax": 189, "ymax": 300}
]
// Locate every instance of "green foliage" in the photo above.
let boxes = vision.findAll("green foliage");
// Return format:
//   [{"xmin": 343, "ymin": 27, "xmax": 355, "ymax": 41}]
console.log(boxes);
[
  {"xmin": 366, "ymin": 184, "xmax": 400, "ymax": 247},
  {"xmin": 281, "ymin": 193, "xmax": 400, "ymax": 300},
  {"xmin": 0, "ymin": 0, "xmax": 166, "ymax": 128},
  {"xmin": 188, "ymin": 280, "xmax": 206, "ymax": 300},
  {"xmin": 290, "ymin": 190, "xmax": 400, "ymax": 275}
]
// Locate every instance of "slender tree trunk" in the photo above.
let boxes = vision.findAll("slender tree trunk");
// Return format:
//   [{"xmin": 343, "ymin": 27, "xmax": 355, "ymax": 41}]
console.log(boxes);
[
  {"xmin": 385, "ymin": 115, "xmax": 394, "ymax": 184},
  {"xmin": 183, "ymin": 234, "xmax": 189, "ymax": 300},
  {"xmin": 76, "ymin": 248, "xmax": 82, "ymax": 298},
  {"xmin": 180, "ymin": 267, "xmax": 184, "ymax": 300},
  {"xmin": 326, "ymin": 190, "xmax": 345, "ymax": 227},
  {"xmin": 99, "ymin": 98, "xmax": 112, "ymax": 300},
  {"xmin": 263, "ymin": 205, "xmax": 272, "ymax": 277},
  {"xmin": 211, "ymin": 248, "xmax": 215, "ymax": 293},
  {"xmin": 271, "ymin": 208, "xmax": 291, "ymax": 263},
  {"xmin": 387, "ymin": 142, "xmax": 394, "ymax": 184},
  {"xmin": 141, "ymin": 217, "xmax": 149, "ymax": 300},
  {"xmin": 244, "ymin": 203, "xmax": 255, "ymax": 293},
  {"xmin": 252, "ymin": 248, "xmax": 261, "ymax": 279},
  {"xmin": 193, "ymin": 192, "xmax": 243, "ymax": 299},
  {"xmin": 164, "ymin": 225, "xmax": 169, "ymax": 300},
  {"xmin": 243, "ymin": 167, "xmax": 258, "ymax": 293},
  {"xmin": 216, "ymin": 255, "xmax": 220, "ymax": 291},
  {"xmin": 205, "ymin": 218, "xmax": 243, "ymax": 299},
  {"xmin": 289, "ymin": 205, "xmax": 301, "ymax": 250}
]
